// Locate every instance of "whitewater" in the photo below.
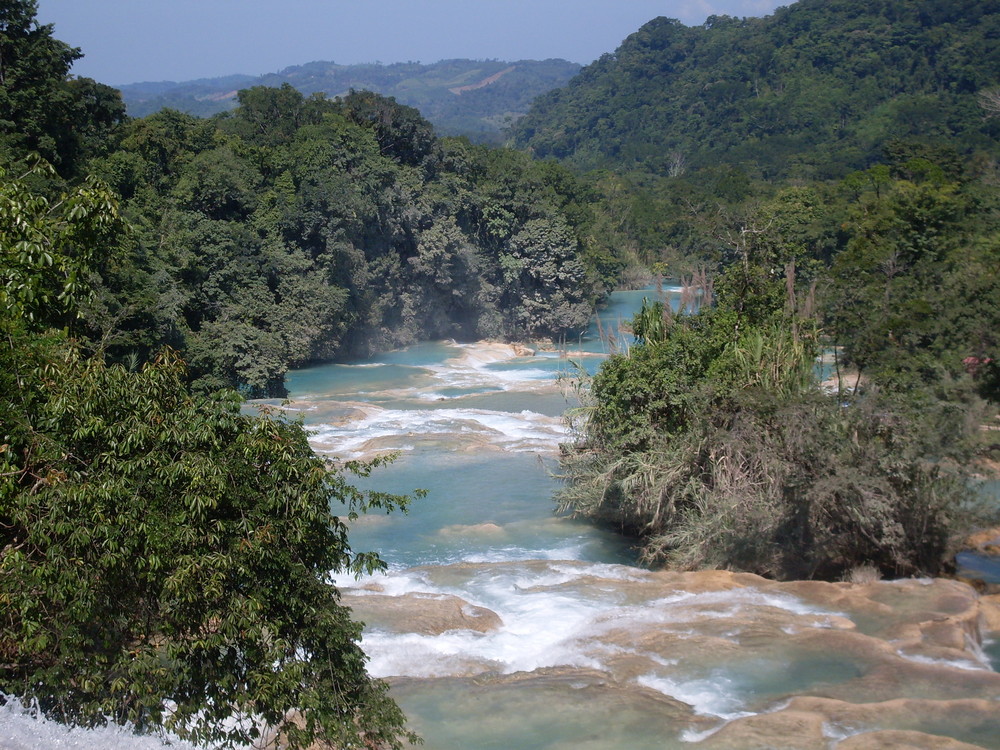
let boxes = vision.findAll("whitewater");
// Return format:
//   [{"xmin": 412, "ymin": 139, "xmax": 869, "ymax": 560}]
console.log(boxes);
[{"xmin": 3, "ymin": 286, "xmax": 998, "ymax": 749}]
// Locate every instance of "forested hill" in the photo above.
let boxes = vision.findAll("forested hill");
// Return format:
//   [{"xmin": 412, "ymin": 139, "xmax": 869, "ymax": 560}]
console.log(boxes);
[
  {"xmin": 512, "ymin": 0, "xmax": 1000, "ymax": 179},
  {"xmin": 119, "ymin": 58, "xmax": 580, "ymax": 144},
  {"xmin": 78, "ymin": 86, "xmax": 619, "ymax": 398}
]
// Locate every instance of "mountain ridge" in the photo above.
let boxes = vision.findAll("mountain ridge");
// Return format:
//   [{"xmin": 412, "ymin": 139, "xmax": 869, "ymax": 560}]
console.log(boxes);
[
  {"xmin": 118, "ymin": 58, "xmax": 580, "ymax": 144},
  {"xmin": 511, "ymin": 0, "xmax": 1000, "ymax": 179}
]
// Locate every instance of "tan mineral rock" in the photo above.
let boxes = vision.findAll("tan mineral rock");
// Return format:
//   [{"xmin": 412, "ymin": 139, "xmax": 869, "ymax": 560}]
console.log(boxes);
[
  {"xmin": 836, "ymin": 730, "xmax": 987, "ymax": 749},
  {"xmin": 965, "ymin": 526, "xmax": 1000, "ymax": 550},
  {"xmin": 980, "ymin": 593, "xmax": 1000, "ymax": 632},
  {"xmin": 342, "ymin": 591, "xmax": 502, "ymax": 635}
]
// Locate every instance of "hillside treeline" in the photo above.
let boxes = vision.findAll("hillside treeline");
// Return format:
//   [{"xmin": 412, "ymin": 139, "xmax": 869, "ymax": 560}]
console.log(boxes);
[
  {"xmin": 513, "ymin": 0, "xmax": 1000, "ymax": 180},
  {"xmin": 22, "ymin": 83, "xmax": 621, "ymax": 396},
  {"xmin": 534, "ymin": 0, "xmax": 1000, "ymax": 579},
  {"xmin": 509, "ymin": 0, "xmax": 1000, "ymax": 272},
  {"xmin": 122, "ymin": 58, "xmax": 582, "ymax": 145}
]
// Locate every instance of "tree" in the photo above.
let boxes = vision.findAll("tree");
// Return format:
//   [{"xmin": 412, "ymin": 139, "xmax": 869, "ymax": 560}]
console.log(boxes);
[
  {"xmin": 230, "ymin": 83, "xmax": 326, "ymax": 147},
  {"xmin": 978, "ymin": 86, "xmax": 1000, "ymax": 118},
  {"xmin": 825, "ymin": 170, "xmax": 976, "ymax": 388},
  {"xmin": 0, "ymin": 0, "xmax": 125, "ymax": 174},
  {"xmin": 0, "ymin": 163, "xmax": 420, "ymax": 749},
  {"xmin": 1, "ymin": 350, "xmax": 419, "ymax": 749},
  {"xmin": 0, "ymin": 158, "xmax": 123, "ymax": 326},
  {"xmin": 558, "ymin": 254, "xmax": 978, "ymax": 580},
  {"xmin": 340, "ymin": 89, "xmax": 438, "ymax": 167}
]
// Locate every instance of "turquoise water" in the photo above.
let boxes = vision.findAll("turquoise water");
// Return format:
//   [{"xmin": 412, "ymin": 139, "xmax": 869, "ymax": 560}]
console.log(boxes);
[
  {"xmin": 342, "ymin": 451, "xmax": 637, "ymax": 567},
  {"xmin": 284, "ymin": 284, "xmax": 999, "ymax": 750},
  {"xmin": 577, "ymin": 283, "xmax": 691, "ymax": 352},
  {"xmin": 284, "ymin": 285, "xmax": 680, "ymax": 566},
  {"xmin": 284, "ymin": 288, "xmax": 671, "ymax": 566},
  {"xmin": 957, "ymin": 480, "xmax": 1000, "ymax": 584},
  {"xmin": 8, "ymin": 283, "xmax": 995, "ymax": 749}
]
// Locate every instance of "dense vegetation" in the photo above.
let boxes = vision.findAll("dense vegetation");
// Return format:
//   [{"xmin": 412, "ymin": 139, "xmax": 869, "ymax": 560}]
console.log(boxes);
[
  {"xmin": 82, "ymin": 84, "xmax": 618, "ymax": 397},
  {"xmin": 534, "ymin": 1, "xmax": 1000, "ymax": 580},
  {"xmin": 559, "ymin": 172, "xmax": 999, "ymax": 578},
  {"xmin": 120, "ymin": 58, "xmax": 581, "ymax": 144},
  {"xmin": 0, "ymin": 1, "xmax": 125, "ymax": 175},
  {"xmin": 557, "ymin": 135, "xmax": 1000, "ymax": 580},
  {"xmin": 513, "ymin": 0, "xmax": 1000, "ymax": 180},
  {"xmin": 506, "ymin": 0, "xmax": 1000, "ymax": 277},
  {"xmin": 2, "ymin": 4, "xmax": 425, "ymax": 746},
  {"xmin": 1, "ymin": 163, "xmax": 420, "ymax": 748}
]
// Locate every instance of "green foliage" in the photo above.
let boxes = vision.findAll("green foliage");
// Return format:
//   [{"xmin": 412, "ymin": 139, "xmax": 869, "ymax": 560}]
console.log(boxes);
[
  {"xmin": 825, "ymin": 168, "xmax": 1000, "ymax": 389},
  {"xmin": 562, "ymin": 385, "xmax": 975, "ymax": 579},
  {"xmin": 339, "ymin": 89, "xmax": 438, "ymax": 166},
  {"xmin": 513, "ymin": 0, "xmax": 1000, "ymax": 180},
  {"xmin": 0, "ymin": 346, "xmax": 418, "ymax": 749},
  {"xmin": 82, "ymin": 86, "xmax": 618, "ymax": 395},
  {"xmin": 0, "ymin": 158, "xmax": 124, "ymax": 327},
  {"xmin": 559, "ymin": 251, "xmax": 983, "ymax": 580},
  {"xmin": 586, "ymin": 318, "xmax": 720, "ymax": 453},
  {"xmin": 0, "ymin": 1, "xmax": 125, "ymax": 174},
  {"xmin": 542, "ymin": 9, "xmax": 1000, "ymax": 576},
  {"xmin": 1, "ymin": 139, "xmax": 419, "ymax": 749},
  {"xmin": 630, "ymin": 298, "xmax": 669, "ymax": 345},
  {"xmin": 8, "ymin": 4, "xmax": 616, "ymax": 399}
]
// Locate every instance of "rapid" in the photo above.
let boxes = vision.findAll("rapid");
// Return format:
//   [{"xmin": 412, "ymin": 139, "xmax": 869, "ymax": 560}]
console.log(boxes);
[
  {"xmin": 2, "ymin": 286, "xmax": 998, "ymax": 749},
  {"xmin": 291, "ymin": 285, "xmax": 1000, "ymax": 750}
]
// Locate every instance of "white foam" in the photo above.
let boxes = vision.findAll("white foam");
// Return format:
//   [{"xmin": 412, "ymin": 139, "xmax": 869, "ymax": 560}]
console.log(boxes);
[
  {"xmin": 309, "ymin": 406, "xmax": 568, "ymax": 458},
  {"xmin": 884, "ymin": 577, "xmax": 935, "ymax": 586},
  {"xmin": 637, "ymin": 672, "xmax": 754, "ymax": 721},
  {"xmin": 358, "ymin": 584, "xmax": 607, "ymax": 678},
  {"xmin": 549, "ymin": 561, "xmax": 652, "ymax": 583},
  {"xmin": 461, "ymin": 543, "xmax": 587, "ymax": 564},
  {"xmin": 415, "ymin": 390, "xmax": 486, "ymax": 401},
  {"xmin": 0, "ymin": 696, "xmax": 201, "ymax": 750},
  {"xmin": 894, "ymin": 649, "xmax": 992, "ymax": 672},
  {"xmin": 409, "ymin": 342, "xmax": 562, "ymax": 393},
  {"xmin": 333, "ymin": 567, "xmax": 433, "ymax": 595},
  {"xmin": 335, "ymin": 562, "xmax": 631, "ymax": 679},
  {"xmin": 339, "ymin": 560, "xmax": 856, "ymax": 687},
  {"xmin": 585, "ymin": 588, "xmax": 843, "ymax": 632},
  {"xmin": 423, "ymin": 362, "xmax": 553, "ymax": 392},
  {"xmin": 681, "ymin": 725, "xmax": 726, "ymax": 743},
  {"xmin": 821, "ymin": 721, "xmax": 861, "ymax": 741}
]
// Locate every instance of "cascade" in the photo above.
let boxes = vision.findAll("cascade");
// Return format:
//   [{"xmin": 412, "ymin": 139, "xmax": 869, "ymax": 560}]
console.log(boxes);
[
  {"xmin": 287, "ymin": 285, "xmax": 1000, "ymax": 750},
  {"xmin": 2, "ymin": 286, "xmax": 997, "ymax": 749}
]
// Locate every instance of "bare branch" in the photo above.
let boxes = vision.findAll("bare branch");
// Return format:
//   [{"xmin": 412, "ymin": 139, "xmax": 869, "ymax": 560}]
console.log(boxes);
[{"xmin": 979, "ymin": 87, "xmax": 1000, "ymax": 118}]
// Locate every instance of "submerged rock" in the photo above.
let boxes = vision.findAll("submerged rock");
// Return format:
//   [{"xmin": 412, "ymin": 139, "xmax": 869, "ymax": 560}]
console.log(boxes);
[
  {"xmin": 343, "ymin": 562, "xmax": 1000, "ymax": 749},
  {"xmin": 835, "ymin": 730, "xmax": 989, "ymax": 750},
  {"xmin": 388, "ymin": 670, "xmax": 716, "ymax": 749}
]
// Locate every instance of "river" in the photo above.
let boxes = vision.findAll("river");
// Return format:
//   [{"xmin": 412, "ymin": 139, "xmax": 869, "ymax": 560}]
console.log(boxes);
[
  {"xmin": 2, "ymin": 286, "xmax": 998, "ymax": 749},
  {"xmin": 289, "ymin": 285, "xmax": 1000, "ymax": 750}
]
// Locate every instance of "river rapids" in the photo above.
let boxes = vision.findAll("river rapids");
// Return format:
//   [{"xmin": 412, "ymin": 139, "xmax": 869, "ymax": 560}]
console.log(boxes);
[{"xmin": 2, "ymin": 288, "xmax": 998, "ymax": 749}]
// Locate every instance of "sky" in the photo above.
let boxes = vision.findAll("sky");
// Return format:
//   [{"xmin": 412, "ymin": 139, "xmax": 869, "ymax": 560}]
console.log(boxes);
[{"xmin": 36, "ymin": 1, "xmax": 790, "ymax": 87}]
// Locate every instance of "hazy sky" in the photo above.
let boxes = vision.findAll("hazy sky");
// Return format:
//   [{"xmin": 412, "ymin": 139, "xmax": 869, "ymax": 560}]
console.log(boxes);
[{"xmin": 36, "ymin": 1, "xmax": 790, "ymax": 86}]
